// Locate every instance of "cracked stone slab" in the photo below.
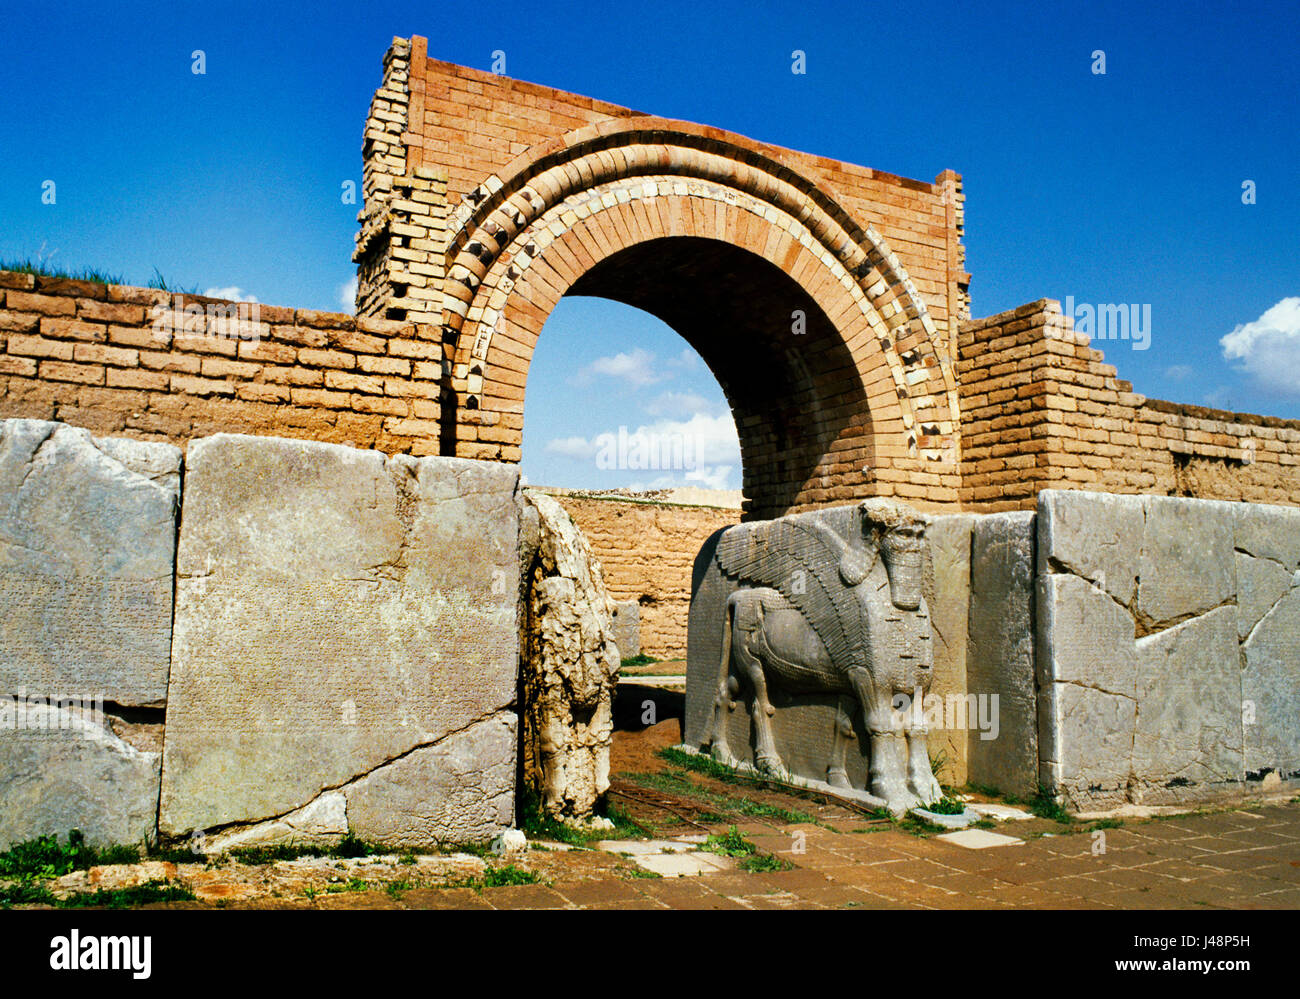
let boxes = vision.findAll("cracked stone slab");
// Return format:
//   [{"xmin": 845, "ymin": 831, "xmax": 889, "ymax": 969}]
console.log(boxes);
[
  {"xmin": 159, "ymin": 434, "xmax": 520, "ymax": 838},
  {"xmin": 345, "ymin": 714, "xmax": 517, "ymax": 845},
  {"xmin": 1235, "ymin": 551, "xmax": 1294, "ymax": 641},
  {"xmin": 0, "ymin": 419, "xmax": 180, "ymax": 706},
  {"xmin": 631, "ymin": 852, "xmax": 737, "ymax": 876},
  {"xmin": 1036, "ymin": 489, "xmax": 1142, "ymax": 607},
  {"xmin": 1234, "ymin": 503, "xmax": 1300, "ymax": 571},
  {"xmin": 1133, "ymin": 606, "xmax": 1242, "ymax": 801},
  {"xmin": 1036, "ymin": 573, "xmax": 1136, "ymax": 810},
  {"xmin": 1138, "ymin": 496, "xmax": 1235, "ymax": 624},
  {"xmin": 967, "ymin": 511, "xmax": 1036, "ymax": 797},
  {"xmin": 0, "ymin": 702, "xmax": 161, "ymax": 849},
  {"xmin": 1242, "ymin": 585, "xmax": 1300, "ymax": 779}
]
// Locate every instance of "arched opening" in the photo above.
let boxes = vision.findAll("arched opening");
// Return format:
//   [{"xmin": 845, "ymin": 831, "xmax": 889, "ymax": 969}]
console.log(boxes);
[
  {"xmin": 521, "ymin": 296, "xmax": 742, "ymax": 496},
  {"xmin": 566, "ymin": 237, "xmax": 871, "ymax": 520}
]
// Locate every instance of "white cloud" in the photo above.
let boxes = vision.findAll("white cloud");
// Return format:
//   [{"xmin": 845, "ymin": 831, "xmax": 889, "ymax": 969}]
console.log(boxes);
[
  {"xmin": 338, "ymin": 276, "xmax": 358, "ymax": 312},
  {"xmin": 571, "ymin": 347, "xmax": 663, "ymax": 387},
  {"xmin": 1164, "ymin": 364, "xmax": 1194, "ymax": 382},
  {"xmin": 1220, "ymin": 297, "xmax": 1300, "ymax": 396},
  {"xmin": 542, "ymin": 411, "xmax": 741, "ymax": 492},
  {"xmin": 644, "ymin": 390, "xmax": 716, "ymax": 419},
  {"xmin": 203, "ymin": 286, "xmax": 258, "ymax": 302},
  {"xmin": 544, "ymin": 435, "xmax": 600, "ymax": 459}
]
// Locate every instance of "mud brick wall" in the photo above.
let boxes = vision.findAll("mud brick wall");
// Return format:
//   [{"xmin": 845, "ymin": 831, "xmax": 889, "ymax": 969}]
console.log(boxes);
[
  {"xmin": 547, "ymin": 492, "xmax": 740, "ymax": 660},
  {"xmin": 958, "ymin": 301, "xmax": 1300, "ymax": 511},
  {"xmin": 0, "ymin": 271, "xmax": 443, "ymax": 454}
]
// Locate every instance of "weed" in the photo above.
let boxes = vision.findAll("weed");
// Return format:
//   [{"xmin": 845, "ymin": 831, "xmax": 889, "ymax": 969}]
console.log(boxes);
[
  {"xmin": 620, "ymin": 654, "xmax": 661, "ymax": 668},
  {"xmin": 482, "ymin": 865, "xmax": 538, "ymax": 887},
  {"xmin": 324, "ymin": 878, "xmax": 369, "ymax": 894},
  {"xmin": 704, "ymin": 827, "xmax": 756, "ymax": 857},
  {"xmin": 625, "ymin": 866, "xmax": 662, "ymax": 879},
  {"xmin": 921, "ymin": 797, "xmax": 966, "ymax": 816},
  {"xmin": 739, "ymin": 852, "xmax": 791, "ymax": 873}
]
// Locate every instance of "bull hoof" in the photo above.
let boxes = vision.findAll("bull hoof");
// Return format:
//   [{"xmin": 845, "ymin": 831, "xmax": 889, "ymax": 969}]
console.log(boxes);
[
  {"xmin": 710, "ymin": 744, "xmax": 740, "ymax": 769},
  {"xmin": 826, "ymin": 767, "xmax": 852, "ymax": 790},
  {"xmin": 756, "ymin": 756, "xmax": 790, "ymax": 782},
  {"xmin": 909, "ymin": 772, "xmax": 945, "ymax": 807}
]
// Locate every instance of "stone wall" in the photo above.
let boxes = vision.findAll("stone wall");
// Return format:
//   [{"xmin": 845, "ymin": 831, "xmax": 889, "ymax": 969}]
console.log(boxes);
[
  {"xmin": 0, "ymin": 271, "xmax": 444, "ymax": 456},
  {"xmin": 958, "ymin": 302, "xmax": 1300, "ymax": 511},
  {"xmin": 0, "ymin": 419, "xmax": 522, "ymax": 850},
  {"xmin": 683, "ymin": 493, "xmax": 1300, "ymax": 813},
  {"xmin": 545, "ymin": 492, "xmax": 740, "ymax": 660}
]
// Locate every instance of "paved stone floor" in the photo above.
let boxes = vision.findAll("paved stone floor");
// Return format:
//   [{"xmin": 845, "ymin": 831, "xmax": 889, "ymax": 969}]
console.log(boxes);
[{"xmin": 219, "ymin": 798, "xmax": 1300, "ymax": 910}]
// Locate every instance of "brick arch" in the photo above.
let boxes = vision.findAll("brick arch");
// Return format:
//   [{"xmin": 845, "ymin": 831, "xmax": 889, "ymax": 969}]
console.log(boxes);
[{"xmin": 442, "ymin": 119, "xmax": 961, "ymax": 515}]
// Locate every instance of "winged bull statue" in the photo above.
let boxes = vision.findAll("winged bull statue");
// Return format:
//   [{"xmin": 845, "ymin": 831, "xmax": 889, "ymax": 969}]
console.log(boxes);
[{"xmin": 704, "ymin": 498, "xmax": 942, "ymax": 814}]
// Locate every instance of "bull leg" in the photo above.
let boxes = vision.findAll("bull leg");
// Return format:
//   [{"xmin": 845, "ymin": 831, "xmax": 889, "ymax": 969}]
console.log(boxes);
[
  {"xmin": 846, "ymin": 667, "xmax": 920, "ymax": 814},
  {"xmin": 734, "ymin": 640, "xmax": 786, "ymax": 779},
  {"xmin": 904, "ymin": 681, "xmax": 944, "ymax": 806},
  {"xmin": 707, "ymin": 672, "xmax": 741, "ymax": 768},
  {"xmin": 826, "ymin": 695, "xmax": 855, "ymax": 789}
]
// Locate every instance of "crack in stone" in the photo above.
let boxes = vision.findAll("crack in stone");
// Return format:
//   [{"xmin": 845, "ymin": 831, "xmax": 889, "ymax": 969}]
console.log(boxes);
[{"xmin": 184, "ymin": 708, "xmax": 511, "ymax": 839}]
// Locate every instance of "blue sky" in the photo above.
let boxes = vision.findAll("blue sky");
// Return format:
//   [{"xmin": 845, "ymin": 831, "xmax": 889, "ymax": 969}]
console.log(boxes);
[{"xmin": 2, "ymin": 1, "xmax": 1297, "ymax": 490}]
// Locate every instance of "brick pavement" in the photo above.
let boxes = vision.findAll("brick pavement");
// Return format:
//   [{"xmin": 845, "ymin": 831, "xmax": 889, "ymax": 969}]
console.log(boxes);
[{"xmin": 221, "ymin": 798, "xmax": 1300, "ymax": 911}]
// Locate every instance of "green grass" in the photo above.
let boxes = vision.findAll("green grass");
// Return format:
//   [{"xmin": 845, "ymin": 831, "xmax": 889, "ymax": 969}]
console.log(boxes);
[
  {"xmin": 0, "ymin": 830, "xmax": 147, "ymax": 879},
  {"xmin": 704, "ymin": 826, "xmax": 756, "ymax": 857},
  {"xmin": 625, "ymin": 866, "xmax": 662, "ymax": 879},
  {"xmin": 620, "ymin": 654, "xmax": 660, "ymax": 668},
  {"xmin": 920, "ymin": 797, "xmax": 966, "ymax": 816},
  {"xmin": 0, "ymin": 257, "xmax": 125, "ymax": 285},
  {"xmin": 0, "ymin": 256, "xmax": 200, "ymax": 294},
  {"xmin": 1, "ymin": 879, "xmax": 195, "ymax": 910},
  {"xmin": 962, "ymin": 782, "xmax": 1074, "ymax": 824},
  {"xmin": 631, "ymin": 764, "xmax": 822, "ymax": 827},
  {"xmin": 482, "ymin": 864, "xmax": 538, "ymax": 887},
  {"xmin": 739, "ymin": 852, "xmax": 791, "ymax": 873},
  {"xmin": 703, "ymin": 826, "xmax": 791, "ymax": 873},
  {"xmin": 518, "ymin": 788, "xmax": 651, "ymax": 846}
]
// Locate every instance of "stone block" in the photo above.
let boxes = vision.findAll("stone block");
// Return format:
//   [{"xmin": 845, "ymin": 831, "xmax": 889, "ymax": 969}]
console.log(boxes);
[
  {"xmin": 0, "ymin": 419, "xmax": 180, "ymax": 707},
  {"xmin": 159, "ymin": 434, "xmax": 520, "ymax": 841},
  {"xmin": 611, "ymin": 600, "xmax": 640, "ymax": 659},
  {"xmin": 1138, "ymin": 496, "xmax": 1235, "ymax": 624},
  {"xmin": 1036, "ymin": 573, "xmax": 1136, "ymax": 810},
  {"xmin": 1133, "ymin": 606, "xmax": 1242, "ymax": 801},
  {"xmin": 1242, "ymin": 586, "xmax": 1300, "ymax": 779},
  {"xmin": 966, "ymin": 511, "xmax": 1037, "ymax": 798},
  {"xmin": 922, "ymin": 513, "xmax": 975, "ymax": 787},
  {"xmin": 0, "ymin": 702, "xmax": 161, "ymax": 849},
  {"xmin": 1036, "ymin": 488, "xmax": 1142, "ymax": 606}
]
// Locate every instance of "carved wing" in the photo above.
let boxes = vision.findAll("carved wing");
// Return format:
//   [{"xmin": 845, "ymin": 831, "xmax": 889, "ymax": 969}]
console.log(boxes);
[{"xmin": 715, "ymin": 519, "xmax": 868, "ymax": 667}]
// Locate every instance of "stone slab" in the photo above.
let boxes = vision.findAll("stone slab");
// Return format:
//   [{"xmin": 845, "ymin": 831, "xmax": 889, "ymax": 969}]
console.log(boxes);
[
  {"xmin": 1036, "ymin": 489, "xmax": 1142, "ymax": 607},
  {"xmin": 0, "ymin": 419, "xmax": 180, "ymax": 706},
  {"xmin": 1242, "ymin": 585, "xmax": 1300, "ymax": 779},
  {"xmin": 966, "ymin": 511, "xmax": 1036, "ymax": 798},
  {"xmin": 611, "ymin": 600, "xmax": 640, "ymax": 659},
  {"xmin": 935, "ymin": 829, "xmax": 1024, "ymax": 849},
  {"xmin": 922, "ymin": 513, "xmax": 975, "ymax": 786},
  {"xmin": 0, "ymin": 702, "xmax": 161, "ymax": 849},
  {"xmin": 1036, "ymin": 572, "xmax": 1136, "ymax": 810},
  {"xmin": 159, "ymin": 434, "xmax": 520, "ymax": 838},
  {"xmin": 1138, "ymin": 496, "xmax": 1235, "ymax": 625},
  {"xmin": 1133, "ymin": 605, "xmax": 1242, "ymax": 801}
]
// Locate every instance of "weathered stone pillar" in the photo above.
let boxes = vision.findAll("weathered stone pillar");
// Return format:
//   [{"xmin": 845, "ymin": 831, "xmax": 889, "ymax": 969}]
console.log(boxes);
[{"xmin": 518, "ymin": 492, "xmax": 620, "ymax": 826}]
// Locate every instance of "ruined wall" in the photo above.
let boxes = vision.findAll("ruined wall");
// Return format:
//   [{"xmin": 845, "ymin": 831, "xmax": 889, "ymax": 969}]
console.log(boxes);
[
  {"xmin": 546, "ymin": 492, "xmax": 740, "ymax": 660},
  {"xmin": 959, "ymin": 301, "xmax": 1300, "ymax": 511},
  {"xmin": 0, "ymin": 272, "xmax": 443, "ymax": 454},
  {"xmin": 0, "ymin": 420, "xmax": 521, "ymax": 850}
]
